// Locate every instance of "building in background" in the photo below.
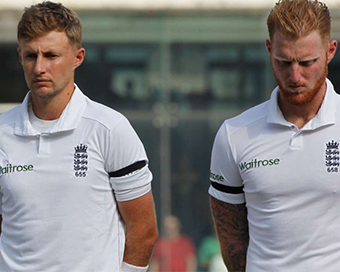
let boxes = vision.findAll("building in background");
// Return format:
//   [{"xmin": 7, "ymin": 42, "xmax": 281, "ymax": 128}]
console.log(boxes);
[{"xmin": 1, "ymin": 0, "xmax": 340, "ymax": 253}]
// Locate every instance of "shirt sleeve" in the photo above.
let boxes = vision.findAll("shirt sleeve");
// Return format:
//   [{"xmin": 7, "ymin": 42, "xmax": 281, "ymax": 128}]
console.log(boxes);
[
  {"xmin": 208, "ymin": 122, "xmax": 245, "ymax": 204},
  {"xmin": 107, "ymin": 116, "xmax": 152, "ymax": 202}
]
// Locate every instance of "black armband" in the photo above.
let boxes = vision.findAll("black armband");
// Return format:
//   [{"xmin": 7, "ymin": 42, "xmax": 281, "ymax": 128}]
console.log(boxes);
[{"xmin": 109, "ymin": 160, "xmax": 147, "ymax": 178}]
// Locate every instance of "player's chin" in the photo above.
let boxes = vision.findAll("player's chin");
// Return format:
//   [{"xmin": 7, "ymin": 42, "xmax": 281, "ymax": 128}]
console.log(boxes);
[
  {"xmin": 285, "ymin": 92, "xmax": 313, "ymax": 105},
  {"xmin": 31, "ymin": 87, "xmax": 55, "ymax": 99}
]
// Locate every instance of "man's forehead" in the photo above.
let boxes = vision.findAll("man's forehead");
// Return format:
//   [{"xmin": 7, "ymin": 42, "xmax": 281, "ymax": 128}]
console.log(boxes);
[
  {"xmin": 19, "ymin": 30, "xmax": 68, "ymax": 43},
  {"xmin": 271, "ymin": 30, "xmax": 327, "ymax": 46},
  {"xmin": 19, "ymin": 32, "xmax": 71, "ymax": 51},
  {"xmin": 270, "ymin": 31, "xmax": 326, "ymax": 56}
]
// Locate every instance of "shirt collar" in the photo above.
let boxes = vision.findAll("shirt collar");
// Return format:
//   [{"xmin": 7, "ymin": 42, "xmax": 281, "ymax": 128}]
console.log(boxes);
[
  {"xmin": 14, "ymin": 84, "xmax": 87, "ymax": 136},
  {"xmin": 267, "ymin": 78, "xmax": 338, "ymax": 130}
]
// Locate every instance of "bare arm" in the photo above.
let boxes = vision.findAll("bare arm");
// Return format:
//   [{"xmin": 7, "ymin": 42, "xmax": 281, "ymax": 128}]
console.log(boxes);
[
  {"xmin": 210, "ymin": 195, "xmax": 249, "ymax": 272},
  {"xmin": 117, "ymin": 190, "xmax": 158, "ymax": 266}
]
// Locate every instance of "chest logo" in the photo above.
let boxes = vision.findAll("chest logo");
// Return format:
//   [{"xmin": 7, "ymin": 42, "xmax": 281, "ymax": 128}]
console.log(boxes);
[
  {"xmin": 74, "ymin": 144, "xmax": 88, "ymax": 178},
  {"xmin": 0, "ymin": 164, "xmax": 34, "ymax": 175},
  {"xmin": 238, "ymin": 158, "xmax": 280, "ymax": 172},
  {"xmin": 325, "ymin": 140, "xmax": 339, "ymax": 173}
]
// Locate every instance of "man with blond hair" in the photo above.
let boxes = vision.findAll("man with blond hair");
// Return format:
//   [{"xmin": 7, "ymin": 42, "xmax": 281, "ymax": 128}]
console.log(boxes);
[
  {"xmin": 209, "ymin": 0, "xmax": 339, "ymax": 271},
  {"xmin": 0, "ymin": 1, "xmax": 158, "ymax": 271}
]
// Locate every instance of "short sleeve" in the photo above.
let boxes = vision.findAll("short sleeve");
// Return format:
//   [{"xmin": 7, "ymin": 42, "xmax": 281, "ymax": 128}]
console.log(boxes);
[
  {"xmin": 107, "ymin": 117, "xmax": 152, "ymax": 201},
  {"xmin": 209, "ymin": 122, "xmax": 245, "ymax": 204}
]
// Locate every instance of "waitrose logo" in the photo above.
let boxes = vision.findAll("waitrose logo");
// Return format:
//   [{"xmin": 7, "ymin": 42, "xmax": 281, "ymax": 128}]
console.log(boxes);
[
  {"xmin": 0, "ymin": 164, "xmax": 34, "ymax": 175},
  {"xmin": 239, "ymin": 158, "xmax": 280, "ymax": 171}
]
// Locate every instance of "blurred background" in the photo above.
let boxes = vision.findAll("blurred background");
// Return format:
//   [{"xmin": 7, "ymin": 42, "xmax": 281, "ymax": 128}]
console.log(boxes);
[{"xmin": 1, "ymin": 0, "xmax": 340, "ymax": 271}]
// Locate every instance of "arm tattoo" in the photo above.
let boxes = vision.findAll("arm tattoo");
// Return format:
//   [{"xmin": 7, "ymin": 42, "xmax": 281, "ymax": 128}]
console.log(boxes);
[{"xmin": 210, "ymin": 196, "xmax": 249, "ymax": 272}]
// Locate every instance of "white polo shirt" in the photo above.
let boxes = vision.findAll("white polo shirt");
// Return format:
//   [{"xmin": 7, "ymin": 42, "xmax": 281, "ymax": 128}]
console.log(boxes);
[
  {"xmin": 209, "ymin": 79, "xmax": 340, "ymax": 271},
  {"xmin": 0, "ymin": 85, "xmax": 152, "ymax": 272}
]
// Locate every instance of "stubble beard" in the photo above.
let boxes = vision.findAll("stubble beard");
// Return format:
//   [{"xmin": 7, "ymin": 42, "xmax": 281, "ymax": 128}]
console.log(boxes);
[
  {"xmin": 26, "ymin": 77, "xmax": 59, "ymax": 101},
  {"xmin": 32, "ymin": 87, "xmax": 62, "ymax": 100},
  {"xmin": 28, "ymin": 77, "xmax": 70, "ymax": 102},
  {"xmin": 274, "ymin": 63, "xmax": 328, "ymax": 106}
]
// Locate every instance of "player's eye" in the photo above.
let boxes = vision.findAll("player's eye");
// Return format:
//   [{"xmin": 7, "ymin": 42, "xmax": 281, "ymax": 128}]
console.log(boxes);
[
  {"xmin": 25, "ymin": 54, "xmax": 37, "ymax": 59},
  {"xmin": 45, "ymin": 53, "xmax": 57, "ymax": 59},
  {"xmin": 300, "ymin": 60, "xmax": 316, "ymax": 67},
  {"xmin": 278, "ymin": 60, "xmax": 291, "ymax": 66}
]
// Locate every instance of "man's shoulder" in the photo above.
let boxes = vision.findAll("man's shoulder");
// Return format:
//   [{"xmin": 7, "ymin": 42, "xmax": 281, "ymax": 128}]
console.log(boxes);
[
  {"xmin": 81, "ymin": 97, "xmax": 128, "ymax": 129},
  {"xmin": 223, "ymin": 100, "xmax": 270, "ymax": 135},
  {"xmin": 0, "ymin": 105, "xmax": 22, "ymax": 128}
]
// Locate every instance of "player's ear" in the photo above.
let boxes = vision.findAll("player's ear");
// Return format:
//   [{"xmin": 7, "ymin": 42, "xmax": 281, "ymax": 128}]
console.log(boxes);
[
  {"xmin": 266, "ymin": 39, "xmax": 272, "ymax": 54},
  {"xmin": 327, "ymin": 40, "xmax": 338, "ymax": 64},
  {"xmin": 74, "ymin": 48, "xmax": 85, "ymax": 69}
]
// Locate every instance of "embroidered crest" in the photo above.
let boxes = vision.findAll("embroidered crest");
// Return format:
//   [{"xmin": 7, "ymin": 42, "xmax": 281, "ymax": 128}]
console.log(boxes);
[
  {"xmin": 74, "ymin": 143, "xmax": 88, "ymax": 177},
  {"xmin": 325, "ymin": 140, "xmax": 339, "ymax": 173}
]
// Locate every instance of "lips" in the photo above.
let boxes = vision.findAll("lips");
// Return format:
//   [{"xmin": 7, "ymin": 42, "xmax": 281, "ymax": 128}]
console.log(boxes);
[
  {"xmin": 33, "ymin": 79, "xmax": 51, "ymax": 84},
  {"xmin": 288, "ymin": 83, "xmax": 306, "ymax": 89}
]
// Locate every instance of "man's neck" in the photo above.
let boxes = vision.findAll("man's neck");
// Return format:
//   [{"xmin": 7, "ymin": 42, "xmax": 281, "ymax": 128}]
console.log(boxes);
[{"xmin": 31, "ymin": 85, "xmax": 75, "ymax": 121}]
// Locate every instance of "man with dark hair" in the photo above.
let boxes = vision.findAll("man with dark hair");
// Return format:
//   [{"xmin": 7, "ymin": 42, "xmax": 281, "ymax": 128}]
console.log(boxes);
[
  {"xmin": 0, "ymin": 2, "xmax": 158, "ymax": 271},
  {"xmin": 209, "ymin": 0, "xmax": 339, "ymax": 271}
]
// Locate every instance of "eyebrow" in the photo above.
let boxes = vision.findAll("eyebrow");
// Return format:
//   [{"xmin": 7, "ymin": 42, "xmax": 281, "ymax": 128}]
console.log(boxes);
[
  {"xmin": 273, "ymin": 55, "xmax": 320, "ymax": 63},
  {"xmin": 21, "ymin": 44, "xmax": 62, "ymax": 52},
  {"xmin": 22, "ymin": 48, "xmax": 63, "ymax": 57}
]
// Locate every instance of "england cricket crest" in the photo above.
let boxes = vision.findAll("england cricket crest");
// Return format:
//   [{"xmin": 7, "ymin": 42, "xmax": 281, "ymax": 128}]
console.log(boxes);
[
  {"xmin": 74, "ymin": 143, "xmax": 88, "ymax": 177},
  {"xmin": 325, "ymin": 140, "xmax": 339, "ymax": 173}
]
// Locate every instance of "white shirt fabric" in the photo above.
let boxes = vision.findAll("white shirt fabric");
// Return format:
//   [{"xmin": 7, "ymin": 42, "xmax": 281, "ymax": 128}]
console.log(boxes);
[
  {"xmin": 28, "ymin": 103, "xmax": 58, "ymax": 133},
  {"xmin": 209, "ymin": 79, "xmax": 340, "ymax": 271},
  {"xmin": 0, "ymin": 85, "xmax": 152, "ymax": 272}
]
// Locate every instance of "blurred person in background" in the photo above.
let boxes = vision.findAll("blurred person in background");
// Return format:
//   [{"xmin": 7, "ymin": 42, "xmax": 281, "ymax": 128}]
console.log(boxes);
[
  {"xmin": 209, "ymin": 0, "xmax": 340, "ymax": 271},
  {"xmin": 0, "ymin": 1, "xmax": 157, "ymax": 271},
  {"xmin": 150, "ymin": 215, "xmax": 197, "ymax": 272},
  {"xmin": 197, "ymin": 230, "xmax": 220, "ymax": 271}
]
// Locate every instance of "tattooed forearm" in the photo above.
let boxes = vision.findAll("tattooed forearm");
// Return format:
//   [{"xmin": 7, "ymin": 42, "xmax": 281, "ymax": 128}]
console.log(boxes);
[{"xmin": 210, "ymin": 195, "xmax": 249, "ymax": 272}]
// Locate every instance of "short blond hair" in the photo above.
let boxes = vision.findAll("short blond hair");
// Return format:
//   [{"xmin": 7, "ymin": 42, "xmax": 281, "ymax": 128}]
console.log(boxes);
[
  {"xmin": 267, "ymin": 0, "xmax": 331, "ymax": 41},
  {"xmin": 17, "ymin": 1, "xmax": 82, "ymax": 48}
]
